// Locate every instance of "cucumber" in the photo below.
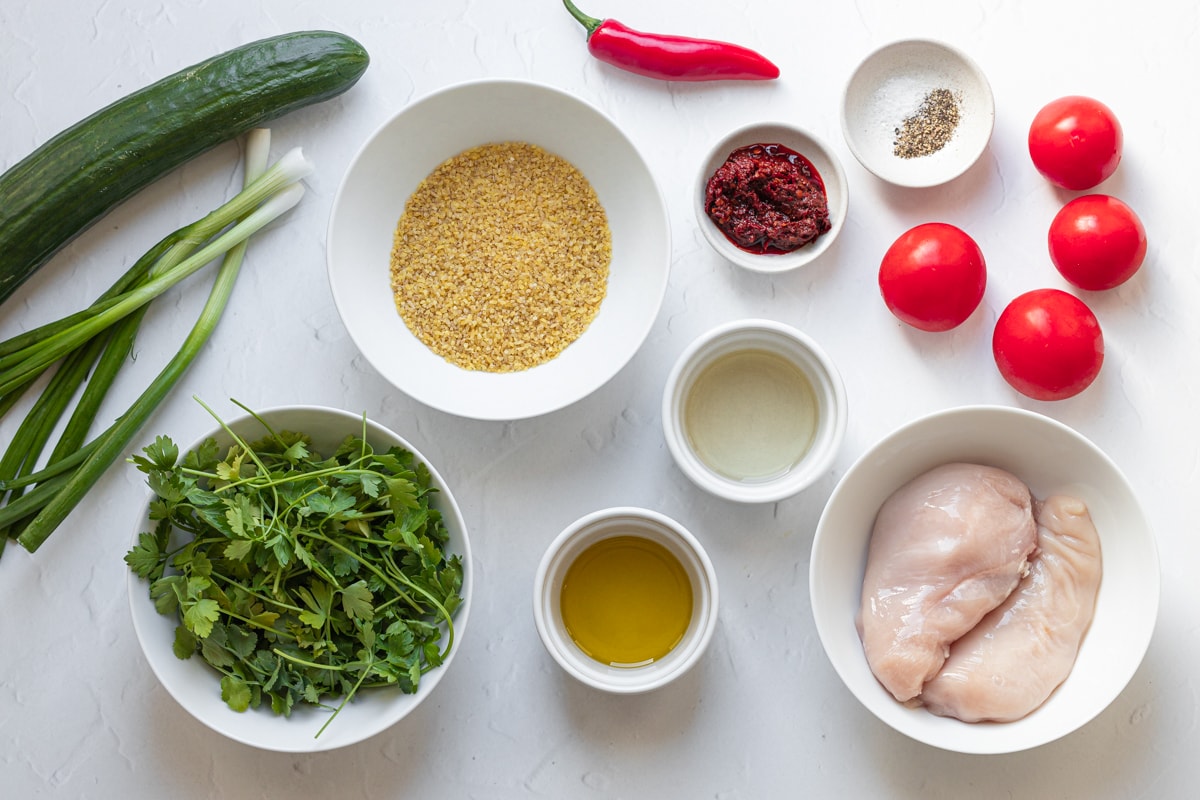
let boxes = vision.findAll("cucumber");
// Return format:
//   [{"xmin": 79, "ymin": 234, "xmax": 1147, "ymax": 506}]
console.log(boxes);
[{"xmin": 0, "ymin": 30, "xmax": 369, "ymax": 306}]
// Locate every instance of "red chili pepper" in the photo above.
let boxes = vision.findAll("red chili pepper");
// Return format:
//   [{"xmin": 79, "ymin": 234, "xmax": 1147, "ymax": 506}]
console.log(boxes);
[{"xmin": 562, "ymin": 0, "xmax": 780, "ymax": 82}]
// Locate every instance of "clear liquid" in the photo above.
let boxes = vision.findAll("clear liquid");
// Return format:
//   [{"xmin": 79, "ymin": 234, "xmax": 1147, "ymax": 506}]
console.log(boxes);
[{"xmin": 684, "ymin": 349, "xmax": 818, "ymax": 481}]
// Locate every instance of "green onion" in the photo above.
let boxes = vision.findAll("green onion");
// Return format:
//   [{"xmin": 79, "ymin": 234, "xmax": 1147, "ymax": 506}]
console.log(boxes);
[
  {"xmin": 0, "ymin": 165, "xmax": 307, "ymax": 396},
  {"xmin": 1, "ymin": 128, "xmax": 305, "ymax": 554}
]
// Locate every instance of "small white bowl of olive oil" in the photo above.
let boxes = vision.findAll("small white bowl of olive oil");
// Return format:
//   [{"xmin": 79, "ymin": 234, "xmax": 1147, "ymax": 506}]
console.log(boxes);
[
  {"xmin": 532, "ymin": 507, "xmax": 719, "ymax": 694},
  {"xmin": 662, "ymin": 319, "xmax": 847, "ymax": 503}
]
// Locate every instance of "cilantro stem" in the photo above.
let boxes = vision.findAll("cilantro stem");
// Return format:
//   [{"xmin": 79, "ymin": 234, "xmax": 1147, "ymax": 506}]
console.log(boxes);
[
  {"xmin": 187, "ymin": 458, "xmax": 388, "ymax": 494},
  {"xmin": 214, "ymin": 576, "xmax": 305, "ymax": 614},
  {"xmin": 294, "ymin": 527, "xmax": 423, "ymax": 614},
  {"xmin": 219, "ymin": 607, "xmax": 299, "ymax": 640},
  {"xmin": 272, "ymin": 648, "xmax": 349, "ymax": 672},
  {"xmin": 314, "ymin": 654, "xmax": 376, "ymax": 740}
]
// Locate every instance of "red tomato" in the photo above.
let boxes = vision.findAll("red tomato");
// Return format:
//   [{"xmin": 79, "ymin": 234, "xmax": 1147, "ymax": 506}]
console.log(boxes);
[
  {"xmin": 1048, "ymin": 194, "xmax": 1147, "ymax": 290},
  {"xmin": 878, "ymin": 223, "xmax": 987, "ymax": 332},
  {"xmin": 1028, "ymin": 96, "xmax": 1123, "ymax": 190},
  {"xmin": 992, "ymin": 289, "xmax": 1104, "ymax": 401}
]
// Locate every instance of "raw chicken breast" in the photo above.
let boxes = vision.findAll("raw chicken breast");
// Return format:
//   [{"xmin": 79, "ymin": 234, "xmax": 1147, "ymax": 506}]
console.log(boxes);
[
  {"xmin": 921, "ymin": 494, "xmax": 1103, "ymax": 722},
  {"xmin": 859, "ymin": 463, "xmax": 1038, "ymax": 702}
]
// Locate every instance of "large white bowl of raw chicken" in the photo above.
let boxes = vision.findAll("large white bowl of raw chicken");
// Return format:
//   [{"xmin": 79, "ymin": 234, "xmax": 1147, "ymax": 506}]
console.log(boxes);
[{"xmin": 809, "ymin": 405, "xmax": 1159, "ymax": 754}]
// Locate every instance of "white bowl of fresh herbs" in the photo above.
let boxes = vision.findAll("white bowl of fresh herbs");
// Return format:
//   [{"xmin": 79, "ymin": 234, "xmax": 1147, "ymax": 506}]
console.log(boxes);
[{"xmin": 125, "ymin": 402, "xmax": 472, "ymax": 752}]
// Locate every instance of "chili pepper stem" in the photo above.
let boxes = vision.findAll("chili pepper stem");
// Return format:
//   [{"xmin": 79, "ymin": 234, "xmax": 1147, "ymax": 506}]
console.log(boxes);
[{"xmin": 562, "ymin": 0, "xmax": 603, "ymax": 37}]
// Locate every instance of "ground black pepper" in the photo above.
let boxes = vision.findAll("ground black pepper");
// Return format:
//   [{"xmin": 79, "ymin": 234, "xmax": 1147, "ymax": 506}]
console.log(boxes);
[{"xmin": 894, "ymin": 88, "xmax": 961, "ymax": 159}]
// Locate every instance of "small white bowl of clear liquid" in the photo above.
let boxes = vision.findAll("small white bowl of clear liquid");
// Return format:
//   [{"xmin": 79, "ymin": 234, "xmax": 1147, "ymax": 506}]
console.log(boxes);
[{"xmin": 662, "ymin": 319, "xmax": 847, "ymax": 503}]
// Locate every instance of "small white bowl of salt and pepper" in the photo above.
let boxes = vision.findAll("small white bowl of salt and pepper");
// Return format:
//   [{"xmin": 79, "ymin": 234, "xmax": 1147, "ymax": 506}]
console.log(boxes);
[{"xmin": 841, "ymin": 39, "xmax": 994, "ymax": 188}]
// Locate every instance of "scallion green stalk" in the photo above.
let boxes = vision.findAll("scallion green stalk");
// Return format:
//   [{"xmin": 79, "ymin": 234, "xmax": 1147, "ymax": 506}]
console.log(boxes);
[
  {"xmin": 0, "ymin": 234, "xmax": 179, "ymax": 361},
  {"xmin": 9, "ymin": 129, "xmax": 298, "ymax": 552},
  {"xmin": 0, "ymin": 335, "xmax": 110, "ymax": 534},
  {"xmin": 0, "ymin": 181, "xmax": 305, "ymax": 398},
  {"xmin": 0, "ymin": 133, "xmax": 281, "ymax": 497},
  {"xmin": 47, "ymin": 312, "xmax": 144, "ymax": 463}
]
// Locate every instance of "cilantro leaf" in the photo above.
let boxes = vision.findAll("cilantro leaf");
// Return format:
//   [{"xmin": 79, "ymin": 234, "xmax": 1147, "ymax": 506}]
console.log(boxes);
[
  {"xmin": 225, "ymin": 493, "xmax": 260, "ymax": 539},
  {"xmin": 150, "ymin": 576, "xmax": 184, "ymax": 615},
  {"xmin": 221, "ymin": 675, "xmax": 252, "ymax": 712},
  {"xmin": 134, "ymin": 435, "xmax": 179, "ymax": 472},
  {"xmin": 341, "ymin": 580, "xmax": 374, "ymax": 622},
  {"xmin": 330, "ymin": 545, "xmax": 360, "ymax": 577},
  {"xmin": 173, "ymin": 625, "xmax": 197, "ymax": 659},
  {"xmin": 223, "ymin": 539, "xmax": 254, "ymax": 562},
  {"xmin": 282, "ymin": 438, "xmax": 310, "ymax": 464},
  {"xmin": 297, "ymin": 582, "xmax": 332, "ymax": 629},
  {"xmin": 224, "ymin": 624, "xmax": 258, "ymax": 660},
  {"xmin": 182, "ymin": 437, "xmax": 221, "ymax": 471},
  {"xmin": 307, "ymin": 488, "xmax": 356, "ymax": 518},
  {"xmin": 124, "ymin": 532, "xmax": 164, "ymax": 579},
  {"xmin": 201, "ymin": 623, "xmax": 235, "ymax": 668},
  {"xmin": 183, "ymin": 598, "xmax": 221, "ymax": 638}
]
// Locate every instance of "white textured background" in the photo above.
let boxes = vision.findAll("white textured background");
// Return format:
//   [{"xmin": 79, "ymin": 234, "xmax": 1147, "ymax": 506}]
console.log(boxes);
[{"xmin": 1, "ymin": 1, "xmax": 1197, "ymax": 797}]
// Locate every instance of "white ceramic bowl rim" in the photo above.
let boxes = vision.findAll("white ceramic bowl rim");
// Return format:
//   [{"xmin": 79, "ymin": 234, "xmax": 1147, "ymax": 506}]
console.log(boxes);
[
  {"xmin": 694, "ymin": 121, "xmax": 849, "ymax": 274},
  {"xmin": 327, "ymin": 78, "xmax": 671, "ymax": 421},
  {"xmin": 532, "ymin": 507, "xmax": 719, "ymax": 694},
  {"xmin": 808, "ymin": 404, "xmax": 1160, "ymax": 754},
  {"xmin": 662, "ymin": 318, "xmax": 848, "ymax": 503},
  {"xmin": 127, "ymin": 404, "xmax": 473, "ymax": 753}
]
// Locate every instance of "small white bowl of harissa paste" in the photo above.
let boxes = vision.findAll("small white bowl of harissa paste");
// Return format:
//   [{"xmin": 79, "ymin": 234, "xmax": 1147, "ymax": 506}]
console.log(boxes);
[
  {"xmin": 695, "ymin": 121, "xmax": 848, "ymax": 274},
  {"xmin": 661, "ymin": 318, "xmax": 847, "ymax": 503}
]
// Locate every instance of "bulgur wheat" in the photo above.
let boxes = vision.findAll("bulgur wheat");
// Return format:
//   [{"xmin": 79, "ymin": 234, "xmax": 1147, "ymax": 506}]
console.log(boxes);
[{"xmin": 389, "ymin": 142, "xmax": 611, "ymax": 373}]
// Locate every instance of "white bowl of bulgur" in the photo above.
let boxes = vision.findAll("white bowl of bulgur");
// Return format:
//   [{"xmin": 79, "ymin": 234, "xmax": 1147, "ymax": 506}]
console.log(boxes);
[{"xmin": 327, "ymin": 79, "xmax": 671, "ymax": 421}]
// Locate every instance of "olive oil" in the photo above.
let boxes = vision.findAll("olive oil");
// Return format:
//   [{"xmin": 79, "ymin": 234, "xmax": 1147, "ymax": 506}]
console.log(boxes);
[
  {"xmin": 560, "ymin": 536, "xmax": 693, "ymax": 668},
  {"xmin": 684, "ymin": 348, "xmax": 817, "ymax": 481}
]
